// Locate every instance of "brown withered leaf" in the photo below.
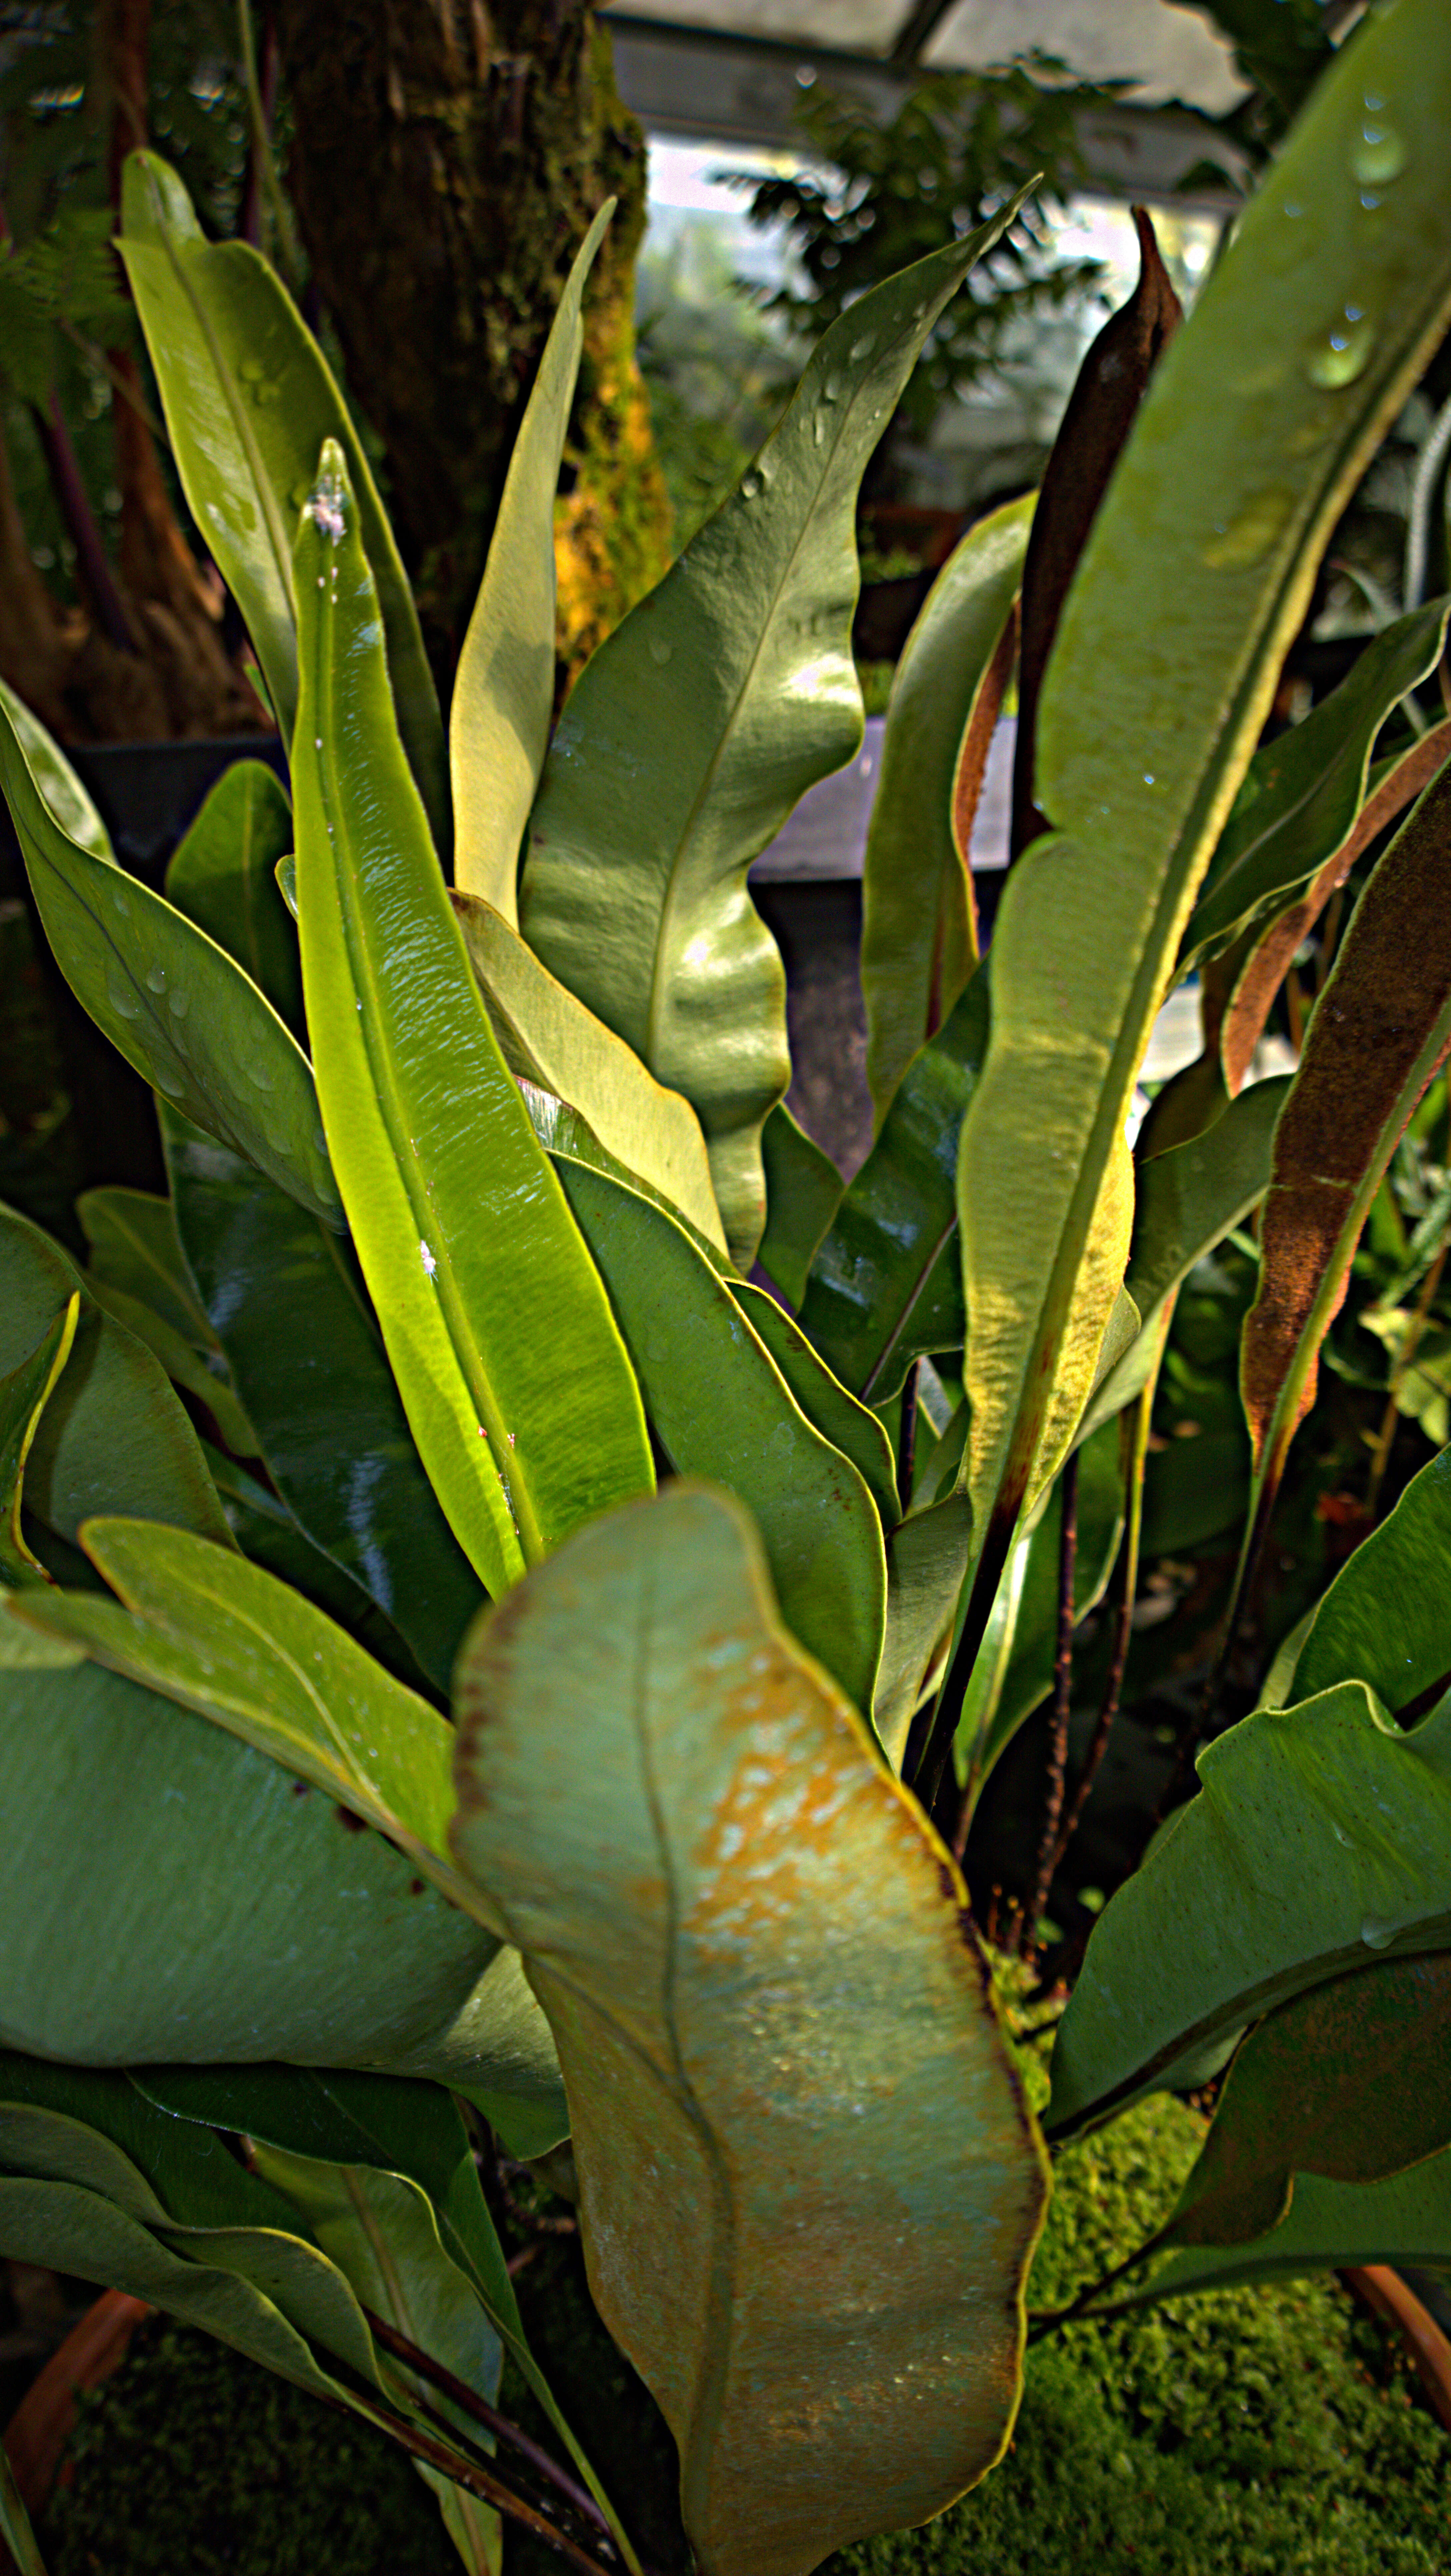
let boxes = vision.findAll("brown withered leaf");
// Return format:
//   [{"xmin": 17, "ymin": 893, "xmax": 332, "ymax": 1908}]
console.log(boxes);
[
  {"xmin": 1241, "ymin": 757, "xmax": 1451, "ymax": 1482},
  {"xmin": 1010, "ymin": 206, "xmax": 1182, "ymax": 861}
]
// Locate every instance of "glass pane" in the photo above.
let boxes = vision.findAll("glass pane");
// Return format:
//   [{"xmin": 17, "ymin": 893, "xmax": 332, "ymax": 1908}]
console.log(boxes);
[
  {"xmin": 602, "ymin": 0, "xmax": 915, "ymax": 57},
  {"xmin": 923, "ymin": 0, "xmax": 1245, "ymax": 112}
]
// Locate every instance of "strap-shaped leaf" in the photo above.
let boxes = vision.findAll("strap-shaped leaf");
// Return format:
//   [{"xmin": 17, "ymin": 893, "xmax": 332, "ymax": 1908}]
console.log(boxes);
[
  {"xmin": 0, "ymin": 1296, "xmax": 76, "ymax": 1584},
  {"xmin": 550, "ymin": 1154, "xmax": 887, "ymax": 1716},
  {"xmin": 0, "ymin": 1200, "xmax": 230, "ymax": 1551},
  {"xmin": 0, "ymin": 678, "xmax": 110, "ymax": 857},
  {"xmin": 1165, "ymin": 1952, "xmax": 1451, "ymax": 2251},
  {"xmin": 453, "ymin": 890, "xmax": 726, "ymax": 1253},
  {"xmin": 798, "ymin": 971, "xmax": 987, "ymax": 1401},
  {"xmin": 1240, "ymin": 757, "xmax": 1451, "ymax": 1538},
  {"xmin": 77, "ymin": 1186, "xmax": 214, "ymax": 1349},
  {"xmin": 756, "ymin": 1105, "xmax": 842, "ymax": 1311},
  {"xmin": 291, "ymin": 444, "xmax": 652, "ymax": 1598},
  {"xmin": 450, "ymin": 1485, "xmax": 1048, "ymax": 2576},
  {"xmin": 731, "ymin": 1280, "xmax": 899, "ymax": 1530},
  {"xmin": 1078, "ymin": 1074, "xmax": 1290, "ymax": 1440},
  {"xmin": 164, "ymin": 1112, "xmax": 483, "ymax": 1697},
  {"xmin": 451, "ymin": 207, "xmax": 611, "ymax": 918},
  {"xmin": 0, "ymin": 1653, "xmax": 524, "ymax": 2089},
  {"xmin": 1046, "ymin": 1681, "xmax": 1451, "ymax": 2143},
  {"xmin": 955, "ymin": 0, "xmax": 1451, "ymax": 1652},
  {"xmin": 1289, "ymin": 1445, "xmax": 1451, "ymax": 1713},
  {"xmin": 117, "ymin": 152, "xmax": 445, "ymax": 843},
  {"xmin": 0, "ymin": 693, "xmax": 342, "ymax": 1233},
  {"xmin": 860, "ymin": 496, "xmax": 1032, "ymax": 1124},
  {"xmin": 519, "ymin": 202, "xmax": 1030, "ymax": 1269},
  {"xmin": 81, "ymin": 1273, "xmax": 257, "ymax": 1461},
  {"xmin": 12, "ymin": 1516, "xmax": 486, "ymax": 1922},
  {"xmin": 165, "ymin": 758, "xmax": 303, "ymax": 1039},
  {"xmin": 1182, "ymin": 597, "xmax": 1450, "ymax": 968},
  {"xmin": 1134, "ymin": 2142, "xmax": 1451, "ymax": 2303}
]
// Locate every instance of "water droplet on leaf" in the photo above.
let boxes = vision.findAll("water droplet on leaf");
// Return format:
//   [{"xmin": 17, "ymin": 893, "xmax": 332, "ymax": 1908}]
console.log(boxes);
[
  {"xmin": 105, "ymin": 972, "xmax": 139, "ymax": 1021},
  {"xmin": 648, "ymin": 637, "xmax": 672, "ymax": 667},
  {"xmin": 168, "ymin": 987, "xmax": 189, "ymax": 1020},
  {"xmin": 1306, "ymin": 310, "xmax": 1375, "ymax": 388},
  {"xmin": 1351, "ymin": 118, "xmax": 1406, "ymax": 186},
  {"xmin": 1202, "ymin": 489, "xmax": 1293, "ymax": 569},
  {"xmin": 146, "ymin": 962, "xmax": 167, "ymax": 994}
]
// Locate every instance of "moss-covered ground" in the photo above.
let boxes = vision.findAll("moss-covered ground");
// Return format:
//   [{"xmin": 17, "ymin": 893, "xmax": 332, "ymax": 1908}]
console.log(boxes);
[{"xmin": 34, "ymin": 2084, "xmax": 1450, "ymax": 2575}]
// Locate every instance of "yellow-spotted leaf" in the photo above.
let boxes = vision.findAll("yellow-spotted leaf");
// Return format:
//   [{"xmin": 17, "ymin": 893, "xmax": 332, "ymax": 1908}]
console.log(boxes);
[
  {"xmin": 450, "ymin": 1485, "xmax": 1048, "ymax": 2576},
  {"xmin": 291, "ymin": 444, "xmax": 652, "ymax": 1598}
]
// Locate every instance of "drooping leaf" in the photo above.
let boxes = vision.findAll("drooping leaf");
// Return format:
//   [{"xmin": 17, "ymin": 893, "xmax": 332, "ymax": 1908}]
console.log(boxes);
[
  {"xmin": 798, "ymin": 971, "xmax": 987, "ymax": 1402},
  {"xmin": 1045, "ymin": 1681, "xmax": 1451, "ymax": 2143},
  {"xmin": 1131, "ymin": 2141, "xmax": 1451, "ymax": 2303},
  {"xmin": 0, "ymin": 693, "xmax": 342, "ymax": 1234},
  {"xmin": 731, "ymin": 1281, "xmax": 899, "ymax": 1530},
  {"xmin": 452, "ymin": 891, "xmax": 726, "ymax": 1252},
  {"xmin": 1287, "ymin": 1444, "xmax": 1451, "ymax": 1713},
  {"xmin": 77, "ymin": 1186, "xmax": 214, "ymax": 1349},
  {"xmin": 1182, "ymin": 599, "xmax": 1451, "ymax": 968},
  {"xmin": 0, "ymin": 1201, "xmax": 231, "ymax": 1550},
  {"xmin": 1079, "ymin": 1074, "xmax": 1290, "ymax": 1439},
  {"xmin": 0, "ymin": 679, "xmax": 110, "ymax": 859},
  {"xmin": 117, "ymin": 152, "xmax": 445, "ymax": 843},
  {"xmin": 1011, "ymin": 207, "xmax": 1182, "ymax": 861},
  {"xmin": 1165, "ymin": 1952, "xmax": 1451, "ymax": 2250},
  {"xmin": 860, "ymin": 496, "xmax": 1032, "ymax": 1123},
  {"xmin": 451, "ymin": 208, "xmax": 610, "ymax": 920},
  {"xmin": 164, "ymin": 1112, "xmax": 483, "ymax": 1697},
  {"xmin": 1217, "ymin": 717, "xmax": 1451, "ymax": 1094},
  {"xmin": 292, "ymin": 444, "xmax": 652, "ymax": 1600},
  {"xmin": 165, "ymin": 758, "xmax": 304, "ymax": 1040},
  {"xmin": 1240, "ymin": 759, "xmax": 1451, "ymax": 1539},
  {"xmin": 756, "ymin": 1105, "xmax": 843, "ymax": 1311},
  {"xmin": 450, "ymin": 1485, "xmax": 1049, "ymax": 2576},
  {"xmin": 0, "ymin": 1654, "xmax": 542, "ymax": 2100},
  {"xmin": 0, "ymin": 1296, "xmax": 76, "ymax": 1584},
  {"xmin": 12, "ymin": 1516, "xmax": 486, "ymax": 1921},
  {"xmin": 519, "ymin": 203, "xmax": 1031, "ymax": 1268},
  {"xmin": 548, "ymin": 1154, "xmax": 887, "ymax": 1715},
  {"xmin": 953, "ymin": 0, "xmax": 1451, "ymax": 1680}
]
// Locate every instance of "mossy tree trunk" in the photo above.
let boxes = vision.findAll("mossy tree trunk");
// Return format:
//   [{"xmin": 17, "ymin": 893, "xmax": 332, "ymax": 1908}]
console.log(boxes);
[{"xmin": 273, "ymin": 0, "xmax": 670, "ymax": 686}]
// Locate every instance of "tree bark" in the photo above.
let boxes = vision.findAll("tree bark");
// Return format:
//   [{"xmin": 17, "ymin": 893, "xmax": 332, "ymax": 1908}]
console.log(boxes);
[{"xmin": 273, "ymin": 0, "xmax": 670, "ymax": 682}]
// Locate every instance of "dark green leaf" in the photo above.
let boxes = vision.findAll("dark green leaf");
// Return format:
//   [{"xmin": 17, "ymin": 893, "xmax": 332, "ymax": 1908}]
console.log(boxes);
[
  {"xmin": 756, "ymin": 1104, "xmax": 842, "ymax": 1310},
  {"xmin": 0, "ymin": 1295, "xmax": 76, "ymax": 1585},
  {"xmin": 165, "ymin": 759, "xmax": 303, "ymax": 1041}
]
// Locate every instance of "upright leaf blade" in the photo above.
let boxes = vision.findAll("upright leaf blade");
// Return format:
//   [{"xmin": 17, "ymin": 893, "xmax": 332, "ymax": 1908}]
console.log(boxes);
[
  {"xmin": 77, "ymin": 1186, "xmax": 214, "ymax": 1349},
  {"xmin": 164, "ymin": 1114, "xmax": 483, "ymax": 1697},
  {"xmin": 1290, "ymin": 1445, "xmax": 1451, "ymax": 1711},
  {"xmin": 451, "ymin": 208, "xmax": 610, "ymax": 918},
  {"xmin": 956, "ymin": 0, "xmax": 1451, "ymax": 1643},
  {"xmin": 450, "ymin": 1486, "xmax": 1048, "ymax": 2576},
  {"xmin": 166, "ymin": 759, "xmax": 303, "ymax": 1039},
  {"xmin": 519, "ymin": 203, "xmax": 1030, "ymax": 1267},
  {"xmin": 0, "ymin": 1297, "xmax": 77, "ymax": 1585},
  {"xmin": 292, "ymin": 446, "xmax": 652, "ymax": 1597},
  {"xmin": 756, "ymin": 1105, "xmax": 842, "ymax": 1311},
  {"xmin": 0, "ymin": 693, "xmax": 341, "ymax": 1233},
  {"xmin": 117, "ymin": 152, "xmax": 445, "ymax": 843},
  {"xmin": 1046, "ymin": 1682, "xmax": 1451, "ymax": 2142},
  {"xmin": 860, "ymin": 496, "xmax": 1032, "ymax": 1124}
]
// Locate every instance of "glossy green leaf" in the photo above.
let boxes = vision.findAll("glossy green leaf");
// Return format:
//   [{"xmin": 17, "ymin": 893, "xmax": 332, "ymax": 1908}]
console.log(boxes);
[
  {"xmin": 84, "ymin": 1275, "xmax": 258, "ymax": 1459},
  {"xmin": 165, "ymin": 758, "xmax": 304, "ymax": 1040},
  {"xmin": 732, "ymin": 1280, "xmax": 899, "ymax": 1530},
  {"xmin": 1165, "ymin": 1952, "xmax": 1451, "ymax": 2251},
  {"xmin": 77, "ymin": 1186, "xmax": 214, "ymax": 1349},
  {"xmin": 451, "ymin": 208, "xmax": 610, "ymax": 919},
  {"xmin": 756, "ymin": 1104, "xmax": 842, "ymax": 1310},
  {"xmin": 0, "ymin": 679, "xmax": 110, "ymax": 859},
  {"xmin": 0, "ymin": 1200, "xmax": 230, "ymax": 1550},
  {"xmin": 955, "ymin": 0, "xmax": 1451, "ymax": 1652},
  {"xmin": 960, "ymin": 1419, "xmax": 1126, "ymax": 1811},
  {"xmin": 549, "ymin": 1155, "xmax": 887, "ymax": 1714},
  {"xmin": 1134, "ymin": 2142, "xmax": 1451, "ymax": 2303},
  {"xmin": 292, "ymin": 445, "xmax": 652, "ymax": 1598},
  {"xmin": 452, "ymin": 890, "xmax": 726, "ymax": 1253},
  {"xmin": 117, "ymin": 152, "xmax": 445, "ymax": 843},
  {"xmin": 798, "ymin": 971, "xmax": 987, "ymax": 1402},
  {"xmin": 450, "ymin": 1485, "xmax": 1049, "ymax": 2576},
  {"xmin": 164, "ymin": 1113, "xmax": 483, "ymax": 1697},
  {"xmin": 1046, "ymin": 1682, "xmax": 1451, "ymax": 2143},
  {"xmin": 861, "ymin": 495, "xmax": 1032, "ymax": 1124},
  {"xmin": 0, "ymin": 1653, "xmax": 540, "ymax": 2096},
  {"xmin": 0, "ymin": 1296, "xmax": 76, "ymax": 1584},
  {"xmin": 1079, "ymin": 1075, "xmax": 1290, "ymax": 1441},
  {"xmin": 0, "ymin": 694, "xmax": 342, "ymax": 1234},
  {"xmin": 1290, "ymin": 1445, "xmax": 1451, "ymax": 1712},
  {"xmin": 873, "ymin": 1491, "xmax": 974, "ymax": 1769},
  {"xmin": 1182, "ymin": 597, "xmax": 1451, "ymax": 968},
  {"xmin": 520, "ymin": 204, "xmax": 1029, "ymax": 1269},
  {"xmin": 12, "ymin": 1516, "xmax": 486, "ymax": 1921}
]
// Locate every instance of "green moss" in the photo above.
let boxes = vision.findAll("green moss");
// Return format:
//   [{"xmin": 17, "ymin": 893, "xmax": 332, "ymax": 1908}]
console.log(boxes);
[
  {"xmin": 40, "ymin": 2320, "xmax": 460, "ymax": 2576},
  {"xmin": 830, "ymin": 2091, "xmax": 1451, "ymax": 2575}
]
